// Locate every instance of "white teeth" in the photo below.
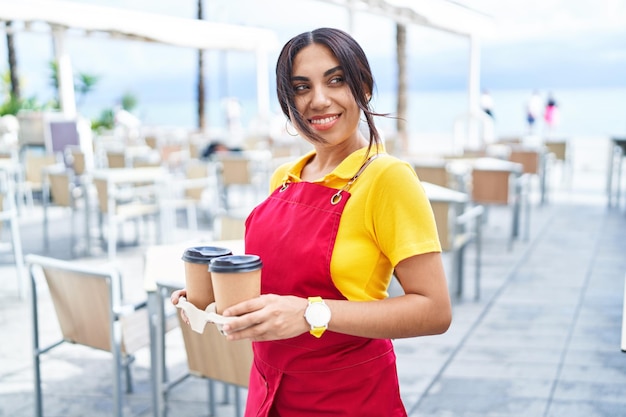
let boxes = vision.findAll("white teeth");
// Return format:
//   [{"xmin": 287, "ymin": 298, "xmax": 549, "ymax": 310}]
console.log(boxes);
[{"xmin": 310, "ymin": 115, "xmax": 338, "ymax": 125}]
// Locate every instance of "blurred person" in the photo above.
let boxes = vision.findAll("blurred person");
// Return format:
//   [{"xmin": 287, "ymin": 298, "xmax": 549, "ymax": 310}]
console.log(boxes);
[
  {"xmin": 526, "ymin": 90, "xmax": 543, "ymax": 134},
  {"xmin": 222, "ymin": 97, "xmax": 244, "ymax": 147},
  {"xmin": 480, "ymin": 89, "xmax": 494, "ymax": 118},
  {"xmin": 200, "ymin": 140, "xmax": 241, "ymax": 160},
  {"xmin": 544, "ymin": 92, "xmax": 560, "ymax": 136},
  {"xmin": 172, "ymin": 27, "xmax": 451, "ymax": 416}
]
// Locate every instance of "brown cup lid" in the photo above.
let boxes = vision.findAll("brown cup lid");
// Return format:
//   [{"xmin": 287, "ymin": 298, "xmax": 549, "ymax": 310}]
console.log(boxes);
[
  {"xmin": 181, "ymin": 246, "xmax": 232, "ymax": 264},
  {"xmin": 209, "ymin": 254, "xmax": 262, "ymax": 273}
]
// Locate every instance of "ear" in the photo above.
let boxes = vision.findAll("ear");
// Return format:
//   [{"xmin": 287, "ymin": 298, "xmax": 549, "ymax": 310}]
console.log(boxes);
[{"xmin": 361, "ymin": 83, "xmax": 372, "ymax": 102}]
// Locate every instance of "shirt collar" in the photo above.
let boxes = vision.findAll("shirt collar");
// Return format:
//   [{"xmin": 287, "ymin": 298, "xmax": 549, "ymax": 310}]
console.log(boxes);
[{"xmin": 281, "ymin": 145, "xmax": 383, "ymax": 184}]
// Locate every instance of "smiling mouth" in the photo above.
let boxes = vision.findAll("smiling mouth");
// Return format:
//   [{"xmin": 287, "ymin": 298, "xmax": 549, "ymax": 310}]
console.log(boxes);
[
  {"xmin": 308, "ymin": 114, "xmax": 340, "ymax": 131},
  {"xmin": 309, "ymin": 115, "xmax": 339, "ymax": 125}
]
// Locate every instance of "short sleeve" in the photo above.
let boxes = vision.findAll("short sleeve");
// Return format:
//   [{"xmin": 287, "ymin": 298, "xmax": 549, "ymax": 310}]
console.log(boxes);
[{"xmin": 368, "ymin": 160, "xmax": 442, "ymax": 267}]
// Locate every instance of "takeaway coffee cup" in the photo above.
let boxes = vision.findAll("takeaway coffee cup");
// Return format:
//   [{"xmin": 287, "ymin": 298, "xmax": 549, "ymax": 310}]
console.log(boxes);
[
  {"xmin": 209, "ymin": 255, "xmax": 263, "ymax": 315},
  {"xmin": 182, "ymin": 246, "xmax": 232, "ymax": 311}
]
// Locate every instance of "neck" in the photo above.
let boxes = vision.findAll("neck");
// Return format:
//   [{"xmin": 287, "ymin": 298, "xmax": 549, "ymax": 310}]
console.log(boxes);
[{"xmin": 302, "ymin": 136, "xmax": 369, "ymax": 181}]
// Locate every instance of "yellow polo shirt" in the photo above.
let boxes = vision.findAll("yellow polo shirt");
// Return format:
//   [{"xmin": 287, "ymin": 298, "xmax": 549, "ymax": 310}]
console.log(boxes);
[{"xmin": 270, "ymin": 147, "xmax": 441, "ymax": 301}]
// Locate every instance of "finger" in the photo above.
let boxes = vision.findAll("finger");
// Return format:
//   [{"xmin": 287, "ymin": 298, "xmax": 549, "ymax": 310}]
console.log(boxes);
[
  {"xmin": 222, "ymin": 296, "xmax": 265, "ymax": 317},
  {"xmin": 180, "ymin": 310, "xmax": 190, "ymax": 325},
  {"xmin": 222, "ymin": 305, "xmax": 271, "ymax": 336},
  {"xmin": 226, "ymin": 321, "xmax": 275, "ymax": 342}
]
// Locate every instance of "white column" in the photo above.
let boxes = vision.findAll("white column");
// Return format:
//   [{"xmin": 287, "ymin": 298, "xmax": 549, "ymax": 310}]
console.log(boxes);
[
  {"xmin": 255, "ymin": 48, "xmax": 271, "ymax": 124},
  {"xmin": 467, "ymin": 34, "xmax": 481, "ymax": 149},
  {"xmin": 347, "ymin": 0, "xmax": 356, "ymax": 34},
  {"xmin": 51, "ymin": 27, "xmax": 77, "ymax": 119}
]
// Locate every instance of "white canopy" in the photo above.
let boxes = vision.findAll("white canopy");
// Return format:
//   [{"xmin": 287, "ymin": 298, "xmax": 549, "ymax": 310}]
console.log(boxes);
[
  {"xmin": 319, "ymin": 0, "xmax": 496, "ymax": 149},
  {"xmin": 320, "ymin": 0, "xmax": 493, "ymax": 37},
  {"xmin": 0, "ymin": 0, "xmax": 279, "ymax": 119},
  {"xmin": 0, "ymin": 0, "xmax": 279, "ymax": 51}
]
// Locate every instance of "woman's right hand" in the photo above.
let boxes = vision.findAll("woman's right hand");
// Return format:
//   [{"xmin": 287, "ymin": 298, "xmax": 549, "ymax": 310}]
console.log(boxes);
[{"xmin": 170, "ymin": 289, "xmax": 189, "ymax": 325}]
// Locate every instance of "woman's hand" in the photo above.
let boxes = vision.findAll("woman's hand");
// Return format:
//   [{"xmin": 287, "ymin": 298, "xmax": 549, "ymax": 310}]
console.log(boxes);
[
  {"xmin": 170, "ymin": 288, "xmax": 189, "ymax": 325},
  {"xmin": 220, "ymin": 294, "xmax": 309, "ymax": 342}
]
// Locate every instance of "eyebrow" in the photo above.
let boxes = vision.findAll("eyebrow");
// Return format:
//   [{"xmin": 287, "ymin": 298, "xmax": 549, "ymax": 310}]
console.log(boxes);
[{"xmin": 291, "ymin": 65, "xmax": 343, "ymax": 82}]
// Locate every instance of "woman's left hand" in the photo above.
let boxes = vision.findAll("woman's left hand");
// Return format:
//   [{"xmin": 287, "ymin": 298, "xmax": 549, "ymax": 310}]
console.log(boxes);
[{"xmin": 219, "ymin": 294, "xmax": 309, "ymax": 341}]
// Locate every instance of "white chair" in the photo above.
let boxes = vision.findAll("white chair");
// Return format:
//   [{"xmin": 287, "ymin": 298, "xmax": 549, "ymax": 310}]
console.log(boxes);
[
  {"xmin": 213, "ymin": 212, "xmax": 246, "ymax": 240},
  {"xmin": 154, "ymin": 281, "xmax": 250, "ymax": 417},
  {"xmin": 42, "ymin": 164, "xmax": 87, "ymax": 257},
  {"xmin": 27, "ymin": 254, "xmax": 150, "ymax": 417},
  {"xmin": 214, "ymin": 151, "xmax": 269, "ymax": 213},
  {"xmin": 0, "ymin": 167, "xmax": 25, "ymax": 298},
  {"xmin": 162, "ymin": 160, "xmax": 217, "ymax": 231},
  {"xmin": 21, "ymin": 150, "xmax": 59, "ymax": 208},
  {"xmin": 92, "ymin": 173, "xmax": 160, "ymax": 260}
]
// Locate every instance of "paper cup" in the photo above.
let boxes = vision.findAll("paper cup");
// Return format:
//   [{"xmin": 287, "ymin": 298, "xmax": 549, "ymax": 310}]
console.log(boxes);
[
  {"xmin": 209, "ymin": 254, "xmax": 262, "ymax": 314},
  {"xmin": 182, "ymin": 246, "xmax": 232, "ymax": 310}
]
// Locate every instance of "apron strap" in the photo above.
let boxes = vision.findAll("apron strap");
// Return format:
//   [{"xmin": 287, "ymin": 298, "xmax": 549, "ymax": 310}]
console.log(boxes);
[{"xmin": 331, "ymin": 152, "xmax": 385, "ymax": 205}]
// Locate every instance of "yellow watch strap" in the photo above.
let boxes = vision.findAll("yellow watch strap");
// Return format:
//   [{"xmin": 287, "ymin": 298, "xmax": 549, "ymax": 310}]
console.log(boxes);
[
  {"xmin": 310, "ymin": 326, "xmax": 325, "ymax": 338},
  {"xmin": 307, "ymin": 296, "xmax": 327, "ymax": 338}
]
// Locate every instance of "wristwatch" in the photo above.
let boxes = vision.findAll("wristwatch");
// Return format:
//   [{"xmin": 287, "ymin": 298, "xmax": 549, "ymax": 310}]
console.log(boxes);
[{"xmin": 304, "ymin": 296, "xmax": 331, "ymax": 338}]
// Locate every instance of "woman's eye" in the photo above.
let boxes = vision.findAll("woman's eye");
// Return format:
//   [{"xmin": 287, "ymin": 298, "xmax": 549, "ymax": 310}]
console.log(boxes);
[
  {"xmin": 329, "ymin": 76, "xmax": 344, "ymax": 85},
  {"xmin": 293, "ymin": 84, "xmax": 308, "ymax": 93}
]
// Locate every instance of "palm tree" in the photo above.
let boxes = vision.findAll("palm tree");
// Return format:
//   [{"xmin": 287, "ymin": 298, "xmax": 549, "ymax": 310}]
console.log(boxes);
[
  {"xmin": 5, "ymin": 21, "xmax": 20, "ymax": 101},
  {"xmin": 47, "ymin": 61, "xmax": 60, "ymax": 109},
  {"xmin": 396, "ymin": 23, "xmax": 408, "ymax": 154},
  {"xmin": 75, "ymin": 73, "xmax": 100, "ymax": 107},
  {"xmin": 49, "ymin": 61, "xmax": 100, "ymax": 110},
  {"xmin": 196, "ymin": 0, "xmax": 206, "ymax": 131}
]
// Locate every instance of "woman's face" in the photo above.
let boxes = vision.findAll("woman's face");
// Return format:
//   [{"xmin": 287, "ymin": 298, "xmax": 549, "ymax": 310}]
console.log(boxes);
[{"xmin": 290, "ymin": 43, "xmax": 363, "ymax": 147}]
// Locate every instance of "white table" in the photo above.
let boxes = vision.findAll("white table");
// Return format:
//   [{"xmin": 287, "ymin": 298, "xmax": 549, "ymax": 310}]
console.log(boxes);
[
  {"xmin": 144, "ymin": 239, "xmax": 245, "ymax": 417},
  {"xmin": 607, "ymin": 137, "xmax": 626, "ymax": 208},
  {"xmin": 448, "ymin": 157, "xmax": 529, "ymax": 249},
  {"xmin": 422, "ymin": 181, "xmax": 483, "ymax": 300},
  {"xmin": 90, "ymin": 167, "xmax": 171, "ymax": 260}
]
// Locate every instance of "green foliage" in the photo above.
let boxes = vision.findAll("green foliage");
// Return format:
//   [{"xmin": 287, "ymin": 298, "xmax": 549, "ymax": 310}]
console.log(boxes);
[
  {"xmin": 91, "ymin": 108, "xmax": 115, "ymax": 131},
  {"xmin": 90, "ymin": 91, "xmax": 140, "ymax": 132},
  {"xmin": 0, "ymin": 95, "xmax": 22, "ymax": 115},
  {"xmin": 0, "ymin": 98, "xmax": 53, "ymax": 116},
  {"xmin": 1, "ymin": 64, "xmax": 140, "ymax": 131},
  {"xmin": 48, "ymin": 61, "xmax": 59, "ymax": 93},
  {"xmin": 76, "ymin": 72, "xmax": 101, "ymax": 106},
  {"xmin": 121, "ymin": 92, "xmax": 138, "ymax": 111},
  {"xmin": 1, "ymin": 67, "xmax": 48, "ymax": 115}
]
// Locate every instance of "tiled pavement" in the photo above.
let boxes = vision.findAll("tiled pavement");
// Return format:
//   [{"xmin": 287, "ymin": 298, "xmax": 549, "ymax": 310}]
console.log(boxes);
[{"xmin": 1, "ymin": 141, "xmax": 625, "ymax": 417}]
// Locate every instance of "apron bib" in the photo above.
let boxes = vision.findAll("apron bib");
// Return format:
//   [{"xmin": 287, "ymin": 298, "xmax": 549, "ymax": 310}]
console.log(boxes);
[{"xmin": 243, "ymin": 156, "xmax": 407, "ymax": 417}]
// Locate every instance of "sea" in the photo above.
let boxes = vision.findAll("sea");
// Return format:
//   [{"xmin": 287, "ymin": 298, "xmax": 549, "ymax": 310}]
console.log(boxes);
[
  {"xmin": 81, "ymin": 87, "xmax": 625, "ymax": 139},
  {"xmin": 81, "ymin": 86, "xmax": 625, "ymax": 177}
]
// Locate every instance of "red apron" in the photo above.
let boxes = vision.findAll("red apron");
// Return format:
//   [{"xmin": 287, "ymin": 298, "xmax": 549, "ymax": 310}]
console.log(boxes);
[{"xmin": 244, "ymin": 171, "xmax": 407, "ymax": 416}]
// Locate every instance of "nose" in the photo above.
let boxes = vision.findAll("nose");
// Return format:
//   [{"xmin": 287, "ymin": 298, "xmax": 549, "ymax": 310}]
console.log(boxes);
[{"xmin": 310, "ymin": 85, "xmax": 331, "ymax": 109}]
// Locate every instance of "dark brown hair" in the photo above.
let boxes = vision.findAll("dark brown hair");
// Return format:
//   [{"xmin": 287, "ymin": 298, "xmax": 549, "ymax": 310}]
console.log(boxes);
[{"xmin": 276, "ymin": 27, "xmax": 385, "ymax": 148}]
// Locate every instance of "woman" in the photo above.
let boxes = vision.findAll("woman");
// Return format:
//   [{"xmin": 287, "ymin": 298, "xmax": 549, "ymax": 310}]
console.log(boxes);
[
  {"xmin": 172, "ymin": 27, "xmax": 451, "ymax": 416},
  {"xmin": 544, "ymin": 93, "xmax": 560, "ymax": 135}
]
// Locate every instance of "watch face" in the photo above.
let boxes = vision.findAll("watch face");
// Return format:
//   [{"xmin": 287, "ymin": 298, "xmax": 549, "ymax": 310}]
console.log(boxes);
[{"xmin": 306, "ymin": 302, "xmax": 331, "ymax": 327}]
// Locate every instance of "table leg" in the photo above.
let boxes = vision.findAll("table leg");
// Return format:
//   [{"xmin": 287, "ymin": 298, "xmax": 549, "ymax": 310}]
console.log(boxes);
[
  {"xmin": 621, "ymin": 273, "xmax": 626, "ymax": 352},
  {"xmin": 539, "ymin": 152, "xmax": 548, "ymax": 205},
  {"xmin": 606, "ymin": 139, "xmax": 626, "ymax": 209},
  {"xmin": 148, "ymin": 290, "xmax": 163, "ymax": 417},
  {"xmin": 616, "ymin": 151, "xmax": 623, "ymax": 208}
]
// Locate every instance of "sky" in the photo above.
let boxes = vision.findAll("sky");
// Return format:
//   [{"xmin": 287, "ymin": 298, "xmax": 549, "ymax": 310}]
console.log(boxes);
[{"xmin": 1, "ymin": 0, "xmax": 625, "ymax": 121}]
